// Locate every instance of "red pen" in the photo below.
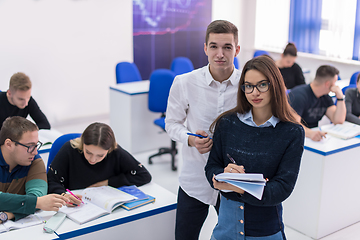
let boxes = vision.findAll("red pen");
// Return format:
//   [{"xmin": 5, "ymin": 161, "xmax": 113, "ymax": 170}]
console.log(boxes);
[{"xmin": 66, "ymin": 189, "xmax": 84, "ymax": 204}]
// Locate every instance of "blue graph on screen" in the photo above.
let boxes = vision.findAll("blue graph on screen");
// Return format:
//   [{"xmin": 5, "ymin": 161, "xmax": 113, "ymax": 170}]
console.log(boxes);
[{"xmin": 133, "ymin": 0, "xmax": 211, "ymax": 79}]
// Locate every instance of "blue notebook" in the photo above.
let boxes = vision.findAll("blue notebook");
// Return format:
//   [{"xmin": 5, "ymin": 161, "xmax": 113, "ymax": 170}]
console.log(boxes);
[
  {"xmin": 121, "ymin": 195, "xmax": 156, "ymax": 210},
  {"xmin": 117, "ymin": 185, "xmax": 148, "ymax": 202}
]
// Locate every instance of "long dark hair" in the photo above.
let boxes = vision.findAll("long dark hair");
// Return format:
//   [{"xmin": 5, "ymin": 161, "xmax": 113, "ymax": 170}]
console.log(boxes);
[
  {"xmin": 210, "ymin": 55, "xmax": 298, "ymax": 131},
  {"xmin": 71, "ymin": 122, "xmax": 117, "ymax": 153}
]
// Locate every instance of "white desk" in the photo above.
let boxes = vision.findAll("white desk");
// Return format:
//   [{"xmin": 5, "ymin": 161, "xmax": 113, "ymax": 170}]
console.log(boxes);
[
  {"xmin": 110, "ymin": 81, "xmax": 170, "ymax": 154},
  {"xmin": 1, "ymin": 183, "xmax": 177, "ymax": 240},
  {"xmin": 283, "ymin": 131, "xmax": 360, "ymax": 239},
  {"xmin": 55, "ymin": 182, "xmax": 177, "ymax": 240}
]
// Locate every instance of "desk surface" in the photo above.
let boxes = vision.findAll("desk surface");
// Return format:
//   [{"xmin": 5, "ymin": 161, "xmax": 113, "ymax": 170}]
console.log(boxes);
[
  {"xmin": 55, "ymin": 182, "xmax": 177, "ymax": 239},
  {"xmin": 304, "ymin": 122, "xmax": 360, "ymax": 156},
  {"xmin": 0, "ymin": 182, "xmax": 176, "ymax": 240},
  {"xmin": 110, "ymin": 80, "xmax": 150, "ymax": 95}
]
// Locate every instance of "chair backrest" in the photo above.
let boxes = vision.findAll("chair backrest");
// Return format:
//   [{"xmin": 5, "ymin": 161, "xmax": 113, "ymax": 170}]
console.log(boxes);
[
  {"xmin": 115, "ymin": 62, "xmax": 142, "ymax": 84},
  {"xmin": 170, "ymin": 57, "xmax": 194, "ymax": 75},
  {"xmin": 350, "ymin": 71, "xmax": 360, "ymax": 85},
  {"xmin": 253, "ymin": 50, "xmax": 270, "ymax": 58},
  {"xmin": 342, "ymin": 85, "xmax": 357, "ymax": 95},
  {"xmin": 47, "ymin": 133, "xmax": 81, "ymax": 171},
  {"xmin": 234, "ymin": 57, "xmax": 239, "ymax": 69},
  {"xmin": 148, "ymin": 69, "xmax": 176, "ymax": 113}
]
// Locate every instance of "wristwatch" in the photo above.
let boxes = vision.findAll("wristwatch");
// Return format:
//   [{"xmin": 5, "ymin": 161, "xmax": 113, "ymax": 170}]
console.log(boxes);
[
  {"xmin": 337, "ymin": 96, "xmax": 345, "ymax": 101},
  {"xmin": 0, "ymin": 212, "xmax": 8, "ymax": 223}
]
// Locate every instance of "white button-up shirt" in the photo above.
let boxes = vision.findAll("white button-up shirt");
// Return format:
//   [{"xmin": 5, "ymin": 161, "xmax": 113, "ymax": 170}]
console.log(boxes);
[{"xmin": 165, "ymin": 64, "xmax": 241, "ymax": 205}]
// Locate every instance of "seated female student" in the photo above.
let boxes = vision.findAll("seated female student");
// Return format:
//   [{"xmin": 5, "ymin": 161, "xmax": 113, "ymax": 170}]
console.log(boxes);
[
  {"xmin": 275, "ymin": 42, "xmax": 305, "ymax": 89},
  {"xmin": 345, "ymin": 73, "xmax": 360, "ymax": 125},
  {"xmin": 205, "ymin": 56, "xmax": 305, "ymax": 240},
  {"xmin": 47, "ymin": 122, "xmax": 151, "ymax": 204}
]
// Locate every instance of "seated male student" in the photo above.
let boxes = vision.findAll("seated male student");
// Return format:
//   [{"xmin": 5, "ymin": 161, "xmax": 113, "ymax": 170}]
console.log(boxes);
[
  {"xmin": 288, "ymin": 65, "xmax": 346, "ymax": 141},
  {"xmin": 0, "ymin": 72, "xmax": 50, "ymax": 130},
  {"xmin": 0, "ymin": 116, "xmax": 67, "ymax": 223}
]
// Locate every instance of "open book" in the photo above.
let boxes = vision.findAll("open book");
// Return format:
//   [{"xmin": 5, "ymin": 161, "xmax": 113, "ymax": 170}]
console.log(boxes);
[
  {"xmin": 215, "ymin": 173, "xmax": 266, "ymax": 200},
  {"xmin": 59, "ymin": 186, "xmax": 136, "ymax": 224},
  {"xmin": 0, "ymin": 213, "xmax": 45, "ymax": 234},
  {"xmin": 320, "ymin": 122, "xmax": 360, "ymax": 140}
]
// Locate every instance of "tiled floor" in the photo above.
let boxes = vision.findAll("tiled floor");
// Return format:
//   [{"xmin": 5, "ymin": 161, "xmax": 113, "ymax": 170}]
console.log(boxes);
[{"xmin": 53, "ymin": 115, "xmax": 360, "ymax": 240}]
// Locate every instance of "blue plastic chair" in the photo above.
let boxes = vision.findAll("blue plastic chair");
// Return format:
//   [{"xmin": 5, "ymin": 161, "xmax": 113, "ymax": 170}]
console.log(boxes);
[
  {"xmin": 148, "ymin": 69, "xmax": 177, "ymax": 171},
  {"xmin": 115, "ymin": 62, "xmax": 142, "ymax": 84},
  {"xmin": 342, "ymin": 85, "xmax": 356, "ymax": 95},
  {"xmin": 349, "ymin": 71, "xmax": 360, "ymax": 85},
  {"xmin": 47, "ymin": 133, "xmax": 81, "ymax": 172},
  {"xmin": 234, "ymin": 57, "xmax": 239, "ymax": 69},
  {"xmin": 170, "ymin": 57, "xmax": 194, "ymax": 76},
  {"xmin": 253, "ymin": 50, "xmax": 270, "ymax": 58}
]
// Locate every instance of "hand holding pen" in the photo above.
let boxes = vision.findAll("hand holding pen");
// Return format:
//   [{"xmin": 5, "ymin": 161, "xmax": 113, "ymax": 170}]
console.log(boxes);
[
  {"xmin": 225, "ymin": 153, "xmax": 245, "ymax": 174},
  {"xmin": 187, "ymin": 130, "xmax": 213, "ymax": 154},
  {"xmin": 65, "ymin": 189, "xmax": 83, "ymax": 207}
]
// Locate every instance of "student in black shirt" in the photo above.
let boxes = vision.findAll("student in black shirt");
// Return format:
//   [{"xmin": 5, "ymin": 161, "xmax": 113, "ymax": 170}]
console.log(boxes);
[
  {"xmin": 0, "ymin": 72, "xmax": 50, "ymax": 130},
  {"xmin": 276, "ymin": 43, "xmax": 305, "ymax": 89},
  {"xmin": 288, "ymin": 65, "xmax": 346, "ymax": 141},
  {"xmin": 345, "ymin": 73, "xmax": 360, "ymax": 125},
  {"xmin": 47, "ymin": 122, "xmax": 152, "ymax": 205}
]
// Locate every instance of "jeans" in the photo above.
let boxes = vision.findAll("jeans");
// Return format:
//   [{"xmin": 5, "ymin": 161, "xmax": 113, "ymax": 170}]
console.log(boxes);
[{"xmin": 175, "ymin": 187, "xmax": 220, "ymax": 240}]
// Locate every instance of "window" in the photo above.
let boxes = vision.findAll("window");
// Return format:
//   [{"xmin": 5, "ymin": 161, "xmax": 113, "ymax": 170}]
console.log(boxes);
[{"xmin": 319, "ymin": 0, "xmax": 357, "ymax": 60}]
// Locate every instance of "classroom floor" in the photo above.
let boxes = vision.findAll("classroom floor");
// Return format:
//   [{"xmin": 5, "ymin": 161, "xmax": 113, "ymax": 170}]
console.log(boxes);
[{"xmin": 53, "ymin": 115, "xmax": 360, "ymax": 240}]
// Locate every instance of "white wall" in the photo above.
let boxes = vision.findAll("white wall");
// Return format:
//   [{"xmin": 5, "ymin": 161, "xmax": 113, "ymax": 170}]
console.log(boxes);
[
  {"xmin": 0, "ymin": 0, "xmax": 133, "ymax": 126},
  {"xmin": 1, "ymin": 0, "xmax": 359, "ymax": 127}
]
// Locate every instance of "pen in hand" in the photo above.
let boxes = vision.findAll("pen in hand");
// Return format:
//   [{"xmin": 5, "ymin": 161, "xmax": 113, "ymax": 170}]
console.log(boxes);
[
  {"xmin": 226, "ymin": 153, "xmax": 236, "ymax": 164},
  {"xmin": 187, "ymin": 132, "xmax": 212, "ymax": 140},
  {"xmin": 66, "ymin": 189, "xmax": 84, "ymax": 204},
  {"xmin": 226, "ymin": 154, "xmax": 245, "ymax": 173}
]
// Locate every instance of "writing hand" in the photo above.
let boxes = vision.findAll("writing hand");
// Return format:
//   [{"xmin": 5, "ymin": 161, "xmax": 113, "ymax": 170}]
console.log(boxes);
[
  {"xmin": 64, "ymin": 193, "xmax": 82, "ymax": 207},
  {"xmin": 225, "ymin": 163, "xmax": 245, "ymax": 173},
  {"xmin": 309, "ymin": 130, "xmax": 327, "ymax": 142}
]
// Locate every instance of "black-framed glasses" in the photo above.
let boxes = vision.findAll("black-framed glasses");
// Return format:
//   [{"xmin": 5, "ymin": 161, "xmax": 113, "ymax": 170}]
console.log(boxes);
[
  {"xmin": 11, "ymin": 140, "xmax": 43, "ymax": 153},
  {"xmin": 241, "ymin": 80, "xmax": 271, "ymax": 94}
]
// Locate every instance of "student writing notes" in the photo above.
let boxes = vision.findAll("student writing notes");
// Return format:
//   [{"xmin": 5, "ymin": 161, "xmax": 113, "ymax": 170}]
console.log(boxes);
[
  {"xmin": 0, "ymin": 116, "xmax": 67, "ymax": 223},
  {"xmin": 288, "ymin": 65, "xmax": 346, "ymax": 141},
  {"xmin": 165, "ymin": 20, "xmax": 241, "ymax": 240},
  {"xmin": 47, "ymin": 122, "xmax": 151, "ymax": 206},
  {"xmin": 205, "ymin": 56, "xmax": 305, "ymax": 240}
]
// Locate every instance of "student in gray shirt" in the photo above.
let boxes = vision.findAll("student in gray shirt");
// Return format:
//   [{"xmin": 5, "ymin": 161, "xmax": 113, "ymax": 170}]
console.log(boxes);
[{"xmin": 345, "ymin": 73, "xmax": 360, "ymax": 125}]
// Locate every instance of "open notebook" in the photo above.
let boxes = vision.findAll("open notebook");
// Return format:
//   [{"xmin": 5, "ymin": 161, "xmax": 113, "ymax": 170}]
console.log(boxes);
[
  {"xmin": 0, "ymin": 212, "xmax": 46, "ymax": 234},
  {"xmin": 215, "ymin": 173, "xmax": 267, "ymax": 200},
  {"xmin": 320, "ymin": 122, "xmax": 360, "ymax": 140},
  {"xmin": 59, "ymin": 186, "xmax": 136, "ymax": 224}
]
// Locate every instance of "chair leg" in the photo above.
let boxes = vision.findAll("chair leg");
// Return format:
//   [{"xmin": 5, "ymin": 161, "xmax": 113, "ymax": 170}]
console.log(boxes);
[{"xmin": 148, "ymin": 140, "xmax": 178, "ymax": 171}]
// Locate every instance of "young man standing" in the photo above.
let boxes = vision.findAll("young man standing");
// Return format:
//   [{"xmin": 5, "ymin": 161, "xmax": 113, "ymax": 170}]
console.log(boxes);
[
  {"xmin": 0, "ymin": 72, "xmax": 51, "ymax": 130},
  {"xmin": 0, "ymin": 116, "xmax": 66, "ymax": 223},
  {"xmin": 289, "ymin": 65, "xmax": 346, "ymax": 141},
  {"xmin": 165, "ymin": 20, "xmax": 241, "ymax": 240}
]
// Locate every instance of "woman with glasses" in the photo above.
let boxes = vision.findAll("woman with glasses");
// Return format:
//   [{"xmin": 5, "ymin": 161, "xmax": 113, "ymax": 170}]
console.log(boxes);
[
  {"xmin": 205, "ymin": 56, "xmax": 305, "ymax": 239},
  {"xmin": 47, "ymin": 122, "xmax": 152, "ymax": 205}
]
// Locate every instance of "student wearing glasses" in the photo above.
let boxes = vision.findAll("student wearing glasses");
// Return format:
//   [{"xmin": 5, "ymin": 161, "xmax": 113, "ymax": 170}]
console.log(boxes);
[
  {"xmin": 205, "ymin": 56, "xmax": 304, "ymax": 239},
  {"xmin": 0, "ymin": 116, "xmax": 67, "ymax": 223},
  {"xmin": 47, "ymin": 122, "xmax": 151, "ymax": 203}
]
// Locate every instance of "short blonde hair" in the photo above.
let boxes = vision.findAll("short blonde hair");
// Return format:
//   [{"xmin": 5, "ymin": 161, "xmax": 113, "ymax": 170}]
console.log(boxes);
[{"xmin": 9, "ymin": 72, "xmax": 32, "ymax": 92}]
